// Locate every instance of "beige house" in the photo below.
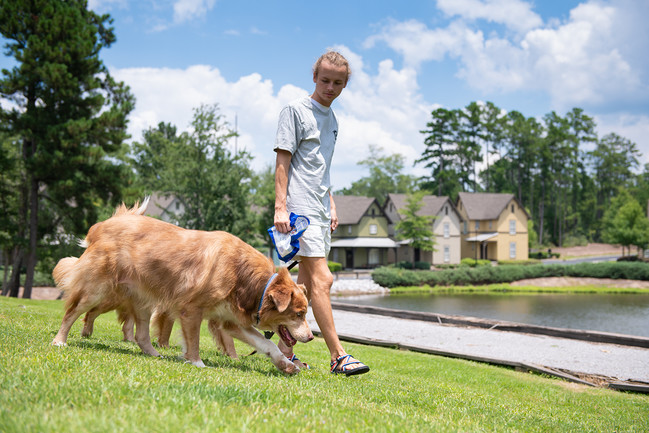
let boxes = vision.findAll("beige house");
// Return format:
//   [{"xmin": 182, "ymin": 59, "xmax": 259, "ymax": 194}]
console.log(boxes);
[
  {"xmin": 329, "ymin": 195, "xmax": 398, "ymax": 269},
  {"xmin": 456, "ymin": 192, "xmax": 529, "ymax": 261},
  {"xmin": 383, "ymin": 193, "xmax": 463, "ymax": 266}
]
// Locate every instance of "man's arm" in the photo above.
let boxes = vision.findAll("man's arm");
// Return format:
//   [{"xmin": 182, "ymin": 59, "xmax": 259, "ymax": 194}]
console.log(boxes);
[
  {"xmin": 329, "ymin": 192, "xmax": 338, "ymax": 232},
  {"xmin": 274, "ymin": 150, "xmax": 292, "ymax": 233}
]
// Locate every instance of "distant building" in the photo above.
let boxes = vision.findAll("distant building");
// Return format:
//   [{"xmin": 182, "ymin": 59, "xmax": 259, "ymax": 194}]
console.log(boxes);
[
  {"xmin": 383, "ymin": 193, "xmax": 463, "ymax": 266},
  {"xmin": 456, "ymin": 192, "xmax": 529, "ymax": 261},
  {"xmin": 145, "ymin": 193, "xmax": 185, "ymax": 224},
  {"xmin": 329, "ymin": 196, "xmax": 398, "ymax": 269}
]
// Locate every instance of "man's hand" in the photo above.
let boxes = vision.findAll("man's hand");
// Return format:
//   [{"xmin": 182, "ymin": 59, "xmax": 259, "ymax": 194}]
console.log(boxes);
[{"xmin": 274, "ymin": 209, "xmax": 291, "ymax": 234}]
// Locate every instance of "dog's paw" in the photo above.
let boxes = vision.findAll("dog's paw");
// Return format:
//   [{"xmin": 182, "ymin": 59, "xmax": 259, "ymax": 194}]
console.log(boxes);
[
  {"xmin": 185, "ymin": 359, "xmax": 206, "ymax": 368},
  {"xmin": 279, "ymin": 359, "xmax": 300, "ymax": 375}
]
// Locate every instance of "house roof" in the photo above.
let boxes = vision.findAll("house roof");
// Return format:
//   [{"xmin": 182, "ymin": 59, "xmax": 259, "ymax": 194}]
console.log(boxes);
[
  {"xmin": 386, "ymin": 193, "xmax": 452, "ymax": 220},
  {"xmin": 333, "ymin": 195, "xmax": 378, "ymax": 225},
  {"xmin": 457, "ymin": 192, "xmax": 529, "ymax": 220}
]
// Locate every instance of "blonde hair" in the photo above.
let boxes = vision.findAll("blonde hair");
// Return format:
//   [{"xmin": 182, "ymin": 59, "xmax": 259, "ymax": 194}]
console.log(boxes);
[{"xmin": 313, "ymin": 51, "xmax": 351, "ymax": 83}]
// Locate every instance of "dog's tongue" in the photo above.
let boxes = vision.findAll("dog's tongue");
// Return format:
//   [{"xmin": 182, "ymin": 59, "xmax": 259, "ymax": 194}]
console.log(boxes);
[{"xmin": 278, "ymin": 325, "xmax": 297, "ymax": 347}]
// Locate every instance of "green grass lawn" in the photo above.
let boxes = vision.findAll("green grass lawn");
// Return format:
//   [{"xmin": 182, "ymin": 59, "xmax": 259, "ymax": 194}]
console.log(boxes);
[{"xmin": 1, "ymin": 297, "xmax": 647, "ymax": 433}]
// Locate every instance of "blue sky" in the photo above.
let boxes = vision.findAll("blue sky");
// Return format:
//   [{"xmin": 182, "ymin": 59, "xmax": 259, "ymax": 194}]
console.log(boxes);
[{"xmin": 6, "ymin": 0, "xmax": 649, "ymax": 189}]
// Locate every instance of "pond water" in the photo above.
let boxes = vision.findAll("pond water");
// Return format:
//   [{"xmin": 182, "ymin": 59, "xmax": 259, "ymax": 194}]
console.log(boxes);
[{"xmin": 334, "ymin": 293, "xmax": 649, "ymax": 338}]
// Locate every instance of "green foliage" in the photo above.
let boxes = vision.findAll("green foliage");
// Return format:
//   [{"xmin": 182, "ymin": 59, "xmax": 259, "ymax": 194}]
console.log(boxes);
[
  {"xmin": 529, "ymin": 251, "xmax": 560, "ymax": 259},
  {"xmin": 460, "ymin": 258, "xmax": 492, "ymax": 267},
  {"xmin": 417, "ymin": 107, "xmax": 463, "ymax": 198},
  {"xmin": 602, "ymin": 189, "xmax": 649, "ymax": 253},
  {"xmin": 394, "ymin": 191, "xmax": 436, "ymax": 264},
  {"xmin": 0, "ymin": 0, "xmax": 135, "ymax": 295},
  {"xmin": 327, "ymin": 261, "xmax": 343, "ymax": 272},
  {"xmin": 130, "ymin": 105, "xmax": 255, "ymax": 242},
  {"xmin": 394, "ymin": 261, "xmax": 430, "ymax": 270},
  {"xmin": 249, "ymin": 165, "xmax": 276, "ymax": 252},
  {"xmin": 372, "ymin": 262, "xmax": 649, "ymax": 288}
]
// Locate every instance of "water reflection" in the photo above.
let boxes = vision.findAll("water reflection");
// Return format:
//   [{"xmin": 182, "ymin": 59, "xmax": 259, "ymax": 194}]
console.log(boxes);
[{"xmin": 334, "ymin": 293, "xmax": 649, "ymax": 338}]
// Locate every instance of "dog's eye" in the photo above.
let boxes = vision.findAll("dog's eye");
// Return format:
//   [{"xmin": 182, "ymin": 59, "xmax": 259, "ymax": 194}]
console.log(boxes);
[{"xmin": 296, "ymin": 312, "xmax": 303, "ymax": 318}]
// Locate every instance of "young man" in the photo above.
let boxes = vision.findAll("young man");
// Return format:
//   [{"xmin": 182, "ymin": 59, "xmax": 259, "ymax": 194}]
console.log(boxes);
[{"xmin": 273, "ymin": 51, "xmax": 370, "ymax": 376}]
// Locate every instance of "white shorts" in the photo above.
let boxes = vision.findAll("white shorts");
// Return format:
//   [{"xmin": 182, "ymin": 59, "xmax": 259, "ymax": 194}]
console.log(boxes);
[{"xmin": 296, "ymin": 224, "xmax": 331, "ymax": 258}]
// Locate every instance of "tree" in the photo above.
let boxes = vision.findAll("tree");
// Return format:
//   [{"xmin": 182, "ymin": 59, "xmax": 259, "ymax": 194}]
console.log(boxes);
[
  {"xmin": 417, "ymin": 108, "xmax": 463, "ymax": 199},
  {"xmin": 338, "ymin": 144, "xmax": 417, "ymax": 206},
  {"xmin": 395, "ymin": 191, "xmax": 436, "ymax": 267},
  {"xmin": 602, "ymin": 190, "xmax": 649, "ymax": 256},
  {"xmin": 0, "ymin": 0, "xmax": 134, "ymax": 298},
  {"xmin": 0, "ymin": 133, "xmax": 22, "ymax": 295},
  {"xmin": 131, "ymin": 104, "xmax": 255, "ymax": 241},
  {"xmin": 589, "ymin": 133, "xmax": 641, "ymax": 239},
  {"xmin": 249, "ymin": 165, "xmax": 276, "ymax": 254}
]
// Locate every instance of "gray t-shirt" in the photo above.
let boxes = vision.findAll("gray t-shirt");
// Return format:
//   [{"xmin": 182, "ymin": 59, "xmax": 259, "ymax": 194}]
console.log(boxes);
[{"xmin": 274, "ymin": 96, "xmax": 338, "ymax": 226}]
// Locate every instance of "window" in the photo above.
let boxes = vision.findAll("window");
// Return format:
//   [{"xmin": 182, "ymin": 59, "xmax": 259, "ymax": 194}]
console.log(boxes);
[
  {"xmin": 488, "ymin": 221, "xmax": 492, "ymax": 230},
  {"xmin": 511, "ymin": 204, "xmax": 515, "ymax": 213},
  {"xmin": 443, "ymin": 222, "xmax": 450, "ymax": 238},
  {"xmin": 444, "ymin": 245, "xmax": 450, "ymax": 263},
  {"xmin": 445, "ymin": 206, "xmax": 448, "ymax": 215},
  {"xmin": 510, "ymin": 242, "xmax": 517, "ymax": 259},
  {"xmin": 463, "ymin": 221, "xmax": 468, "ymax": 234},
  {"xmin": 369, "ymin": 224, "xmax": 378, "ymax": 235},
  {"xmin": 475, "ymin": 221, "xmax": 480, "ymax": 231},
  {"xmin": 347, "ymin": 225, "xmax": 352, "ymax": 235},
  {"xmin": 368, "ymin": 248, "xmax": 380, "ymax": 265},
  {"xmin": 509, "ymin": 220, "xmax": 516, "ymax": 235}
]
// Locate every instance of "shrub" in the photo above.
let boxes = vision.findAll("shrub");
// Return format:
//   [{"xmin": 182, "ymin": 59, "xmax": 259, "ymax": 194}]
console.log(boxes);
[
  {"xmin": 370, "ymin": 261, "xmax": 649, "ymax": 287},
  {"xmin": 371, "ymin": 267, "xmax": 425, "ymax": 288},
  {"xmin": 328, "ymin": 261, "xmax": 343, "ymax": 273},
  {"xmin": 460, "ymin": 258, "xmax": 491, "ymax": 268}
]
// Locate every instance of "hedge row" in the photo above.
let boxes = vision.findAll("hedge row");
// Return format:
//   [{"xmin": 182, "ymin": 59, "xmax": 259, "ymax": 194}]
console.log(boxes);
[{"xmin": 370, "ymin": 262, "xmax": 649, "ymax": 288}]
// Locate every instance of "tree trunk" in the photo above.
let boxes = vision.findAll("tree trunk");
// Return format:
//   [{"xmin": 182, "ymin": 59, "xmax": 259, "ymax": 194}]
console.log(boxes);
[
  {"xmin": 7, "ymin": 248, "xmax": 22, "ymax": 298},
  {"xmin": 1, "ymin": 250, "xmax": 8, "ymax": 295},
  {"xmin": 22, "ymin": 176, "xmax": 39, "ymax": 299}
]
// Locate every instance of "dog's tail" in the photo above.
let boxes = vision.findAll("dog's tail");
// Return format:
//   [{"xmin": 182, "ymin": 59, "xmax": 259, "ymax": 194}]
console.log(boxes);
[
  {"xmin": 112, "ymin": 196, "xmax": 151, "ymax": 218},
  {"xmin": 52, "ymin": 256, "xmax": 79, "ymax": 290}
]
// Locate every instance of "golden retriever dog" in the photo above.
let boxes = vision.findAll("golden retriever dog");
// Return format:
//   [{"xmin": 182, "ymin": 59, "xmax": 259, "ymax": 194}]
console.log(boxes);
[{"xmin": 52, "ymin": 198, "xmax": 313, "ymax": 374}]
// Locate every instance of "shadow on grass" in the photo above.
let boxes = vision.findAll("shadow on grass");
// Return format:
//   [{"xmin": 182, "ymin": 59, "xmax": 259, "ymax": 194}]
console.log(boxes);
[{"xmin": 69, "ymin": 337, "xmax": 289, "ymax": 376}]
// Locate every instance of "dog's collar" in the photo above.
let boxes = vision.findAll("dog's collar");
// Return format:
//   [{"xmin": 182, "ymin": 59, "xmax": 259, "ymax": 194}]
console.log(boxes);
[{"xmin": 256, "ymin": 272, "xmax": 278, "ymax": 324}]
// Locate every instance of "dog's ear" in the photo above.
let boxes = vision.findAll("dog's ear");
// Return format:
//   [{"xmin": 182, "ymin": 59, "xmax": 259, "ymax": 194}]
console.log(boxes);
[{"xmin": 269, "ymin": 290, "xmax": 291, "ymax": 313}]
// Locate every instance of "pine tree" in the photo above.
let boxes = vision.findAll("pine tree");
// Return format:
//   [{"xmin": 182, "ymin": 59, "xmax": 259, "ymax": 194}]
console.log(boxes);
[{"xmin": 0, "ymin": 0, "xmax": 134, "ymax": 298}]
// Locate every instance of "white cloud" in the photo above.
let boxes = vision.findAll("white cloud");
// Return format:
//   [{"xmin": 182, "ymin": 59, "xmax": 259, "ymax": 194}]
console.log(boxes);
[
  {"xmin": 367, "ymin": 1, "xmax": 649, "ymax": 112},
  {"xmin": 173, "ymin": 0, "xmax": 217, "ymax": 23},
  {"xmin": 113, "ymin": 64, "xmax": 297, "ymax": 173},
  {"xmin": 87, "ymin": 0, "xmax": 128, "ymax": 12},
  {"xmin": 111, "ymin": 47, "xmax": 435, "ymax": 189},
  {"xmin": 436, "ymin": 0, "xmax": 542, "ymax": 33}
]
